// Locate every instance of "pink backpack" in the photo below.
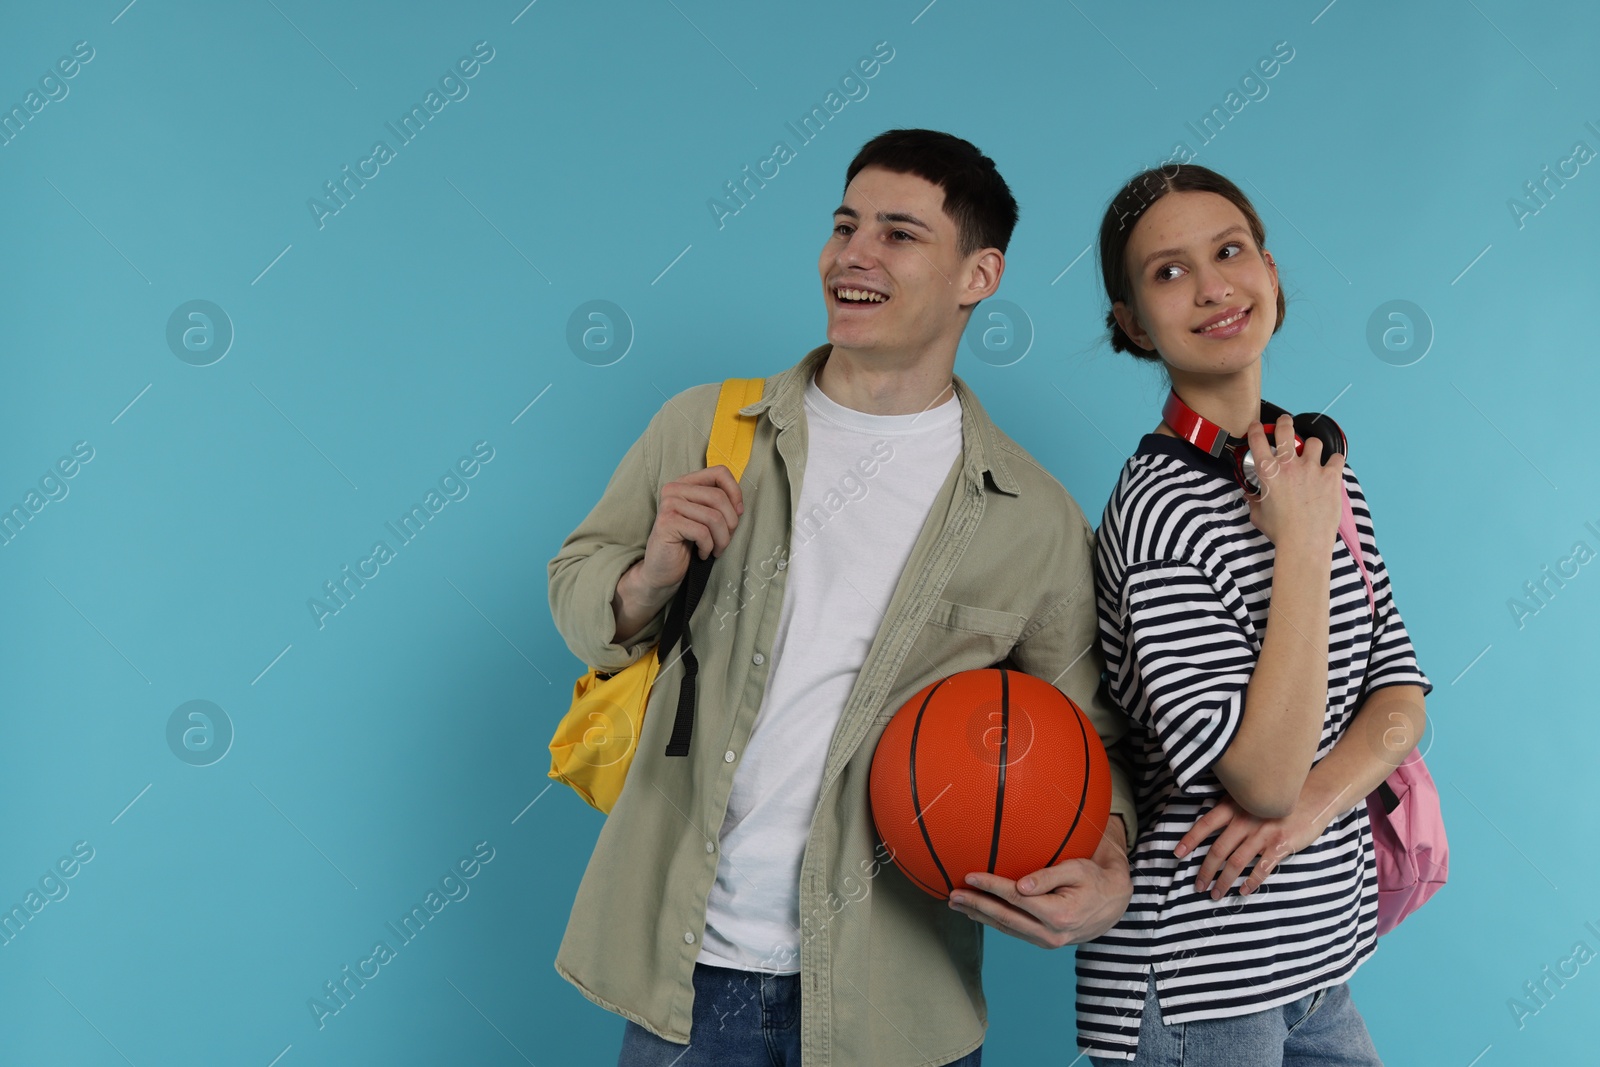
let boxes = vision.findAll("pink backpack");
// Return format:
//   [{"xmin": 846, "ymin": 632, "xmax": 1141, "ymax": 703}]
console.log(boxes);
[{"xmin": 1338, "ymin": 488, "xmax": 1449, "ymax": 936}]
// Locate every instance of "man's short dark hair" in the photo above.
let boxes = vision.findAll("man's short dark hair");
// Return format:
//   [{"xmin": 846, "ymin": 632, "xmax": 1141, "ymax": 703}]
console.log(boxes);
[{"xmin": 844, "ymin": 129, "xmax": 1019, "ymax": 257}]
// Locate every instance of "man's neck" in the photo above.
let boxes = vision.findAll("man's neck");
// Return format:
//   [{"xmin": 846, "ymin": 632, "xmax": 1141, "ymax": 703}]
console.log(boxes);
[{"xmin": 814, "ymin": 345, "xmax": 958, "ymax": 416}]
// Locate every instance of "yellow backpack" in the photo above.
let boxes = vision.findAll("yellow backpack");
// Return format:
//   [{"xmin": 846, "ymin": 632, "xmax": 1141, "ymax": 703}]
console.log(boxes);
[{"xmin": 548, "ymin": 377, "xmax": 765, "ymax": 813}]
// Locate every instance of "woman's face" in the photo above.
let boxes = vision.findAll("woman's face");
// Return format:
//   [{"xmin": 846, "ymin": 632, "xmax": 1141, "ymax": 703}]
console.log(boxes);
[{"xmin": 1113, "ymin": 190, "xmax": 1279, "ymax": 377}]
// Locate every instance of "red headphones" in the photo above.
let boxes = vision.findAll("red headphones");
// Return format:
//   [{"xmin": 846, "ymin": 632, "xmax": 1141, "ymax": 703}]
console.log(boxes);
[{"xmin": 1162, "ymin": 389, "xmax": 1346, "ymax": 496}]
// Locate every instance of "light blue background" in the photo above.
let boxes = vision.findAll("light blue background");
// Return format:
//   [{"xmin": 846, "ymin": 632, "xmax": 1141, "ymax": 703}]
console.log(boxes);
[{"xmin": 3, "ymin": 1, "xmax": 1596, "ymax": 1064}]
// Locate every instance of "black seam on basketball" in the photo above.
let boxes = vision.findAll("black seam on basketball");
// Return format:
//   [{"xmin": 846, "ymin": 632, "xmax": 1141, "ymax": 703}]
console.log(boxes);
[
  {"xmin": 987, "ymin": 669, "xmax": 1010, "ymax": 875},
  {"xmin": 899, "ymin": 863, "xmax": 945, "ymax": 899},
  {"xmin": 908, "ymin": 679, "xmax": 953, "ymax": 894},
  {"xmin": 1047, "ymin": 703, "xmax": 1094, "ymax": 867}
]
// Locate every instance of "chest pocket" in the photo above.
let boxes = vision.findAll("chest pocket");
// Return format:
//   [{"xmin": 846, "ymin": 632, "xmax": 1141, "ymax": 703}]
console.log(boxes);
[
  {"xmin": 879, "ymin": 598, "xmax": 1030, "ymax": 723},
  {"xmin": 925, "ymin": 598, "xmax": 1028, "ymax": 640}
]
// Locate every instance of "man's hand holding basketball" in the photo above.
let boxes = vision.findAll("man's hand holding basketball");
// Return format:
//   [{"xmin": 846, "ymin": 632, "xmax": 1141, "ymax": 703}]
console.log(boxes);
[
  {"xmin": 946, "ymin": 815, "xmax": 1131, "ymax": 949},
  {"xmin": 611, "ymin": 465, "xmax": 744, "ymax": 645}
]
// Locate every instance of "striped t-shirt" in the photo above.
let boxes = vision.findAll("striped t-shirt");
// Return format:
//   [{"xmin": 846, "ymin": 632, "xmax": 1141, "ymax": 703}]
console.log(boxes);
[{"xmin": 1075, "ymin": 432, "xmax": 1432, "ymax": 1060}]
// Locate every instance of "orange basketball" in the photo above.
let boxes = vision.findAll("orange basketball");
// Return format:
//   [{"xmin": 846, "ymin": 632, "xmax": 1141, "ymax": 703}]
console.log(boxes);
[{"xmin": 868, "ymin": 667, "xmax": 1112, "ymax": 900}]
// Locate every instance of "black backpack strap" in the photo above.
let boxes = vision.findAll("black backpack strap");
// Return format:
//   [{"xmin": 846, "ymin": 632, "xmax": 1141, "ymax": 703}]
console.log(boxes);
[{"xmin": 660, "ymin": 551, "xmax": 717, "ymax": 757}]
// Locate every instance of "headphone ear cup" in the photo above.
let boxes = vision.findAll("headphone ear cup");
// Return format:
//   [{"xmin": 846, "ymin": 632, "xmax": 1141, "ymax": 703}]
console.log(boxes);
[
  {"xmin": 1294, "ymin": 413, "xmax": 1346, "ymax": 464},
  {"xmin": 1232, "ymin": 445, "xmax": 1262, "ymax": 497}
]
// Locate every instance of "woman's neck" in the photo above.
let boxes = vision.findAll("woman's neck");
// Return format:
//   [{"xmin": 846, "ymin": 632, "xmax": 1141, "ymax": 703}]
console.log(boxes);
[{"xmin": 1159, "ymin": 364, "xmax": 1264, "ymax": 439}]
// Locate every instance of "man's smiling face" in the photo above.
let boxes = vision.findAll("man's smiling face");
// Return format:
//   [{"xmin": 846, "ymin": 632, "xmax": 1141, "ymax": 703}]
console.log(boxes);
[{"xmin": 819, "ymin": 165, "xmax": 990, "ymax": 359}]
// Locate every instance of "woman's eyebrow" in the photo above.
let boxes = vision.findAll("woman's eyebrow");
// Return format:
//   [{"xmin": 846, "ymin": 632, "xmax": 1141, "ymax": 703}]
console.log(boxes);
[{"xmin": 1140, "ymin": 225, "xmax": 1250, "ymax": 269}]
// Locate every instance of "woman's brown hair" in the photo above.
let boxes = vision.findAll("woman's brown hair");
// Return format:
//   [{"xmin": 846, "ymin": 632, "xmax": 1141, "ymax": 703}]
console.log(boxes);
[{"xmin": 1097, "ymin": 163, "xmax": 1286, "ymax": 360}]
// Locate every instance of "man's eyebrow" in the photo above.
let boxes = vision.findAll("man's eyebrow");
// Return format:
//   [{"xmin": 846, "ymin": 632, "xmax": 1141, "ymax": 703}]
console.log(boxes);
[
  {"xmin": 1140, "ymin": 224, "xmax": 1249, "ymax": 269},
  {"xmin": 831, "ymin": 206, "xmax": 934, "ymax": 232},
  {"xmin": 879, "ymin": 211, "xmax": 932, "ymax": 231}
]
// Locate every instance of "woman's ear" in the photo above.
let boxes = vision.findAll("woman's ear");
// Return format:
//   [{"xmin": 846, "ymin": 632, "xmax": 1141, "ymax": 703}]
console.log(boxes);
[
  {"xmin": 1112, "ymin": 300, "xmax": 1153, "ymax": 352},
  {"xmin": 1263, "ymin": 249, "xmax": 1278, "ymax": 295}
]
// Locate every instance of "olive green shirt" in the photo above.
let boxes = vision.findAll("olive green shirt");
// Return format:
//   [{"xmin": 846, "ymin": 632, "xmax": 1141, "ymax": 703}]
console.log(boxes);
[{"xmin": 548, "ymin": 344, "xmax": 1137, "ymax": 1066}]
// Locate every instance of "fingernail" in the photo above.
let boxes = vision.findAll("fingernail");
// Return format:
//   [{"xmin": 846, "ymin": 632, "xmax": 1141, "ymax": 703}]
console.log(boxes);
[
  {"xmin": 1019, "ymin": 879, "xmax": 1034, "ymax": 893},
  {"xmin": 1174, "ymin": 844, "xmax": 1188, "ymax": 858},
  {"xmin": 948, "ymin": 895, "xmax": 963, "ymax": 907}
]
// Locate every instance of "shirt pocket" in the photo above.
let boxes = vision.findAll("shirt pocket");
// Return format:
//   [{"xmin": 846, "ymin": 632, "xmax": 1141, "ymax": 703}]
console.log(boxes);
[
  {"xmin": 881, "ymin": 598, "xmax": 1030, "ymax": 721},
  {"xmin": 924, "ymin": 598, "xmax": 1029, "ymax": 641}
]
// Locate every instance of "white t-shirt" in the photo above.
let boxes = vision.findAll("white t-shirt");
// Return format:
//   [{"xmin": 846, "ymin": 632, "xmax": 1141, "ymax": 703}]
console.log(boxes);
[{"xmin": 697, "ymin": 369, "xmax": 963, "ymax": 973}]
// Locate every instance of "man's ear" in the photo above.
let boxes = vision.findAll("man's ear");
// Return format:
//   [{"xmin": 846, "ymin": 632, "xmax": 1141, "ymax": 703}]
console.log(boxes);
[
  {"xmin": 959, "ymin": 248, "xmax": 1005, "ymax": 308},
  {"xmin": 1112, "ymin": 301, "xmax": 1153, "ymax": 351}
]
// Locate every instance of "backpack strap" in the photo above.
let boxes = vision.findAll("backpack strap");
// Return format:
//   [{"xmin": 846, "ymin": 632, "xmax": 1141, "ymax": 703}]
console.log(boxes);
[
  {"xmin": 707, "ymin": 377, "xmax": 765, "ymax": 480},
  {"xmin": 1340, "ymin": 481, "xmax": 1379, "ymax": 717},
  {"xmin": 663, "ymin": 377, "xmax": 765, "ymax": 757},
  {"xmin": 1338, "ymin": 483, "xmax": 1376, "ymax": 619},
  {"xmin": 661, "ymin": 552, "xmax": 716, "ymax": 757}
]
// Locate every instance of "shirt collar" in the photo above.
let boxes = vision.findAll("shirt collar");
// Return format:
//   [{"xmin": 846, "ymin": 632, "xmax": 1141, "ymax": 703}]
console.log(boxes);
[
  {"xmin": 740, "ymin": 344, "xmax": 1021, "ymax": 497},
  {"xmin": 1135, "ymin": 431, "xmax": 1237, "ymax": 482}
]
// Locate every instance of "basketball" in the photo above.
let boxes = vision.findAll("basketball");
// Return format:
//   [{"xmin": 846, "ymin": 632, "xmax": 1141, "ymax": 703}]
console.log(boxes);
[{"xmin": 868, "ymin": 667, "xmax": 1112, "ymax": 900}]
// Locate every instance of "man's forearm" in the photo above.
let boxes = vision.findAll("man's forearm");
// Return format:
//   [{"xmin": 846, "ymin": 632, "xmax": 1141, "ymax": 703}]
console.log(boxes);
[
  {"xmin": 1102, "ymin": 814, "xmax": 1128, "ymax": 858},
  {"xmin": 611, "ymin": 559, "xmax": 677, "ymax": 645}
]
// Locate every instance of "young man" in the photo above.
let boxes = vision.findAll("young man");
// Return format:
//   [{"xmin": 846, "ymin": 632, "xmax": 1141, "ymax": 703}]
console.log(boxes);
[{"xmin": 548, "ymin": 129, "xmax": 1139, "ymax": 1067}]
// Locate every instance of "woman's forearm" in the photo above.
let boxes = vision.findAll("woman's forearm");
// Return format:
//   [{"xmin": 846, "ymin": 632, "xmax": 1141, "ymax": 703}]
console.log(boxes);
[
  {"xmin": 1300, "ymin": 685, "xmax": 1428, "ymax": 822},
  {"xmin": 1213, "ymin": 542, "xmax": 1333, "ymax": 817}
]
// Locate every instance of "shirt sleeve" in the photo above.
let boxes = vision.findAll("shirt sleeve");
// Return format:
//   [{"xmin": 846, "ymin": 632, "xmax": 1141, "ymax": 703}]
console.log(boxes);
[
  {"xmin": 1346, "ymin": 473, "xmax": 1433, "ymax": 698},
  {"xmin": 1009, "ymin": 513, "xmax": 1141, "ymax": 851},
  {"xmin": 546, "ymin": 402, "xmax": 672, "ymax": 674},
  {"xmin": 1115, "ymin": 559, "xmax": 1257, "ymax": 793}
]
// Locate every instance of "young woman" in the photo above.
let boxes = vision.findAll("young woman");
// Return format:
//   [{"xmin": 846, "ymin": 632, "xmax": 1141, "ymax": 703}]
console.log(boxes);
[{"xmin": 1076, "ymin": 164, "xmax": 1432, "ymax": 1065}]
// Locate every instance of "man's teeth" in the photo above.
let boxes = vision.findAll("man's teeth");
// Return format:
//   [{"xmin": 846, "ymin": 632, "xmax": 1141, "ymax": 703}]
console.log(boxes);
[
  {"xmin": 1200, "ymin": 310, "xmax": 1247, "ymax": 332},
  {"xmin": 836, "ymin": 288, "xmax": 887, "ymax": 303}
]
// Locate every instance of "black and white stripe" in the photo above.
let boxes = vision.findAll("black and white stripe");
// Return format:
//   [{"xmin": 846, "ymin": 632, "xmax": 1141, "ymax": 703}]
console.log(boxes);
[{"xmin": 1076, "ymin": 433, "xmax": 1432, "ymax": 1060}]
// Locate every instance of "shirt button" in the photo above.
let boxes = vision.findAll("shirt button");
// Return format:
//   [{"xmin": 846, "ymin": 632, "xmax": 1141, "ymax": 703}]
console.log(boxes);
[
  {"xmin": 705, "ymin": 840, "xmax": 716, "ymax": 853},
  {"xmin": 752, "ymin": 652, "xmax": 765, "ymax": 666},
  {"xmin": 724, "ymin": 750, "xmax": 736, "ymax": 763},
  {"xmin": 776, "ymin": 558, "xmax": 788, "ymax": 570},
  {"xmin": 684, "ymin": 931, "xmax": 695, "ymax": 943}
]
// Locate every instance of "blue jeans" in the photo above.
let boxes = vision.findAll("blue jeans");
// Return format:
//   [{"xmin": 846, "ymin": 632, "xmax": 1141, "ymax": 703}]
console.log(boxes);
[
  {"xmin": 617, "ymin": 962, "xmax": 983, "ymax": 1067},
  {"xmin": 1088, "ymin": 971, "xmax": 1383, "ymax": 1067}
]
